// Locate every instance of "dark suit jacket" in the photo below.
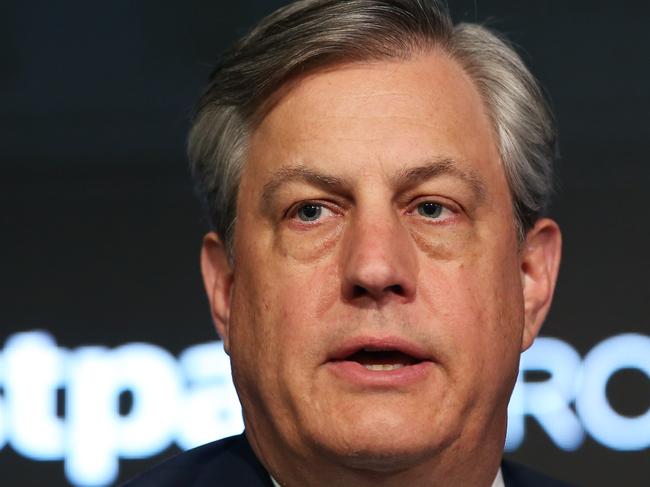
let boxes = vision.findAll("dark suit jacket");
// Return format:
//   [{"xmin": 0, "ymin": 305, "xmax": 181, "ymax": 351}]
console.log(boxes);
[{"xmin": 121, "ymin": 433, "xmax": 574, "ymax": 487}]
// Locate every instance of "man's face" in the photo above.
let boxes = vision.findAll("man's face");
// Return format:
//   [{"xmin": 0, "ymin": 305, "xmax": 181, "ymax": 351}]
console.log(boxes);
[{"xmin": 204, "ymin": 52, "xmax": 559, "ymax": 475}]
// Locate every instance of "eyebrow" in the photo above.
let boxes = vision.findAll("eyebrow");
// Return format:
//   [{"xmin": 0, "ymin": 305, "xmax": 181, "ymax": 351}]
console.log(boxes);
[
  {"xmin": 392, "ymin": 157, "xmax": 487, "ymax": 202},
  {"xmin": 260, "ymin": 157, "xmax": 486, "ymax": 210},
  {"xmin": 261, "ymin": 164, "xmax": 352, "ymax": 209}
]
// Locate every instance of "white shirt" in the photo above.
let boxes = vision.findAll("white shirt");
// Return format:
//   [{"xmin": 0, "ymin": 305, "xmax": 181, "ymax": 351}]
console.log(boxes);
[{"xmin": 270, "ymin": 468, "xmax": 505, "ymax": 486}]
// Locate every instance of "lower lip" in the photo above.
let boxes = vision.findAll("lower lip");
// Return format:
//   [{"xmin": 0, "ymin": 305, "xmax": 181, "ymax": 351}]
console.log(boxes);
[{"xmin": 325, "ymin": 360, "xmax": 434, "ymax": 388}]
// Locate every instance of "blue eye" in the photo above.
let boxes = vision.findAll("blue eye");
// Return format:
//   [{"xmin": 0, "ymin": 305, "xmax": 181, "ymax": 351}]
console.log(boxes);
[
  {"xmin": 417, "ymin": 202, "xmax": 443, "ymax": 218},
  {"xmin": 296, "ymin": 204, "xmax": 322, "ymax": 221}
]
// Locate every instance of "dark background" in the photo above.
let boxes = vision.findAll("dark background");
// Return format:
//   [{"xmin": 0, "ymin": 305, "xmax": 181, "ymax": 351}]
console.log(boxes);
[{"xmin": 2, "ymin": 1, "xmax": 649, "ymax": 485}]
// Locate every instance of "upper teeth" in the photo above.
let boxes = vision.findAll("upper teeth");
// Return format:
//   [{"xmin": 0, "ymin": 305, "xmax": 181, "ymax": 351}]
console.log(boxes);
[{"xmin": 364, "ymin": 364, "xmax": 404, "ymax": 371}]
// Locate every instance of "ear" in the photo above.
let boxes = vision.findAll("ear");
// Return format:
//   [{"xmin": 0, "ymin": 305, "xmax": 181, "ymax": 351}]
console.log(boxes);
[
  {"xmin": 520, "ymin": 218, "xmax": 562, "ymax": 352},
  {"xmin": 200, "ymin": 232, "xmax": 234, "ymax": 353}
]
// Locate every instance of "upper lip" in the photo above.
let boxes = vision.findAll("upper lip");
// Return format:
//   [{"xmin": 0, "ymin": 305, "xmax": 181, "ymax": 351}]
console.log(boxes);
[{"xmin": 328, "ymin": 335, "xmax": 431, "ymax": 362}]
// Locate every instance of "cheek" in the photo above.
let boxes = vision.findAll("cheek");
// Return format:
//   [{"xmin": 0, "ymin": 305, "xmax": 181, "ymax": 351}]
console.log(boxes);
[
  {"xmin": 417, "ymin": 247, "xmax": 524, "ymax": 371},
  {"xmin": 233, "ymin": 203, "xmax": 343, "ymax": 330},
  {"xmin": 227, "ymin": 255, "xmax": 342, "ymax": 433},
  {"xmin": 230, "ymin": 248, "xmax": 341, "ymax": 366}
]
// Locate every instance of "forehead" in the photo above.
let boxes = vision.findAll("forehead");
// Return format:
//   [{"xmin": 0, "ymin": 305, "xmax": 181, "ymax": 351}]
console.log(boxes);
[{"xmin": 244, "ymin": 51, "xmax": 502, "ymax": 190}]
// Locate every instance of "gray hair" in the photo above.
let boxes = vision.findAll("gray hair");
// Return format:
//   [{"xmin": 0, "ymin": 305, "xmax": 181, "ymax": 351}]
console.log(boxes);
[{"xmin": 188, "ymin": 0, "xmax": 556, "ymax": 257}]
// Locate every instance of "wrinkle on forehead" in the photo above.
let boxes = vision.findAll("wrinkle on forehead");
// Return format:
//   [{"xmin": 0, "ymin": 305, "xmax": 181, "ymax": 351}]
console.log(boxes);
[{"xmin": 250, "ymin": 53, "xmax": 498, "ymax": 153}]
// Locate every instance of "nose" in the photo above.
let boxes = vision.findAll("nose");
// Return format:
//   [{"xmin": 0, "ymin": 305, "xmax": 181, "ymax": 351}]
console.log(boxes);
[{"xmin": 341, "ymin": 209, "xmax": 418, "ymax": 305}]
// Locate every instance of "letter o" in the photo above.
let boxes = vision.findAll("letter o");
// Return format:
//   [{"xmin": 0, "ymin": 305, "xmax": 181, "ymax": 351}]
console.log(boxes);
[{"xmin": 576, "ymin": 333, "xmax": 650, "ymax": 450}]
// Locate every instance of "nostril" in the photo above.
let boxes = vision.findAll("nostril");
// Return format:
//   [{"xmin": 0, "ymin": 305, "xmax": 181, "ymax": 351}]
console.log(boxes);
[
  {"xmin": 352, "ymin": 285, "xmax": 367, "ymax": 298},
  {"xmin": 387, "ymin": 284, "xmax": 404, "ymax": 295},
  {"xmin": 351, "ymin": 283, "xmax": 405, "ymax": 299}
]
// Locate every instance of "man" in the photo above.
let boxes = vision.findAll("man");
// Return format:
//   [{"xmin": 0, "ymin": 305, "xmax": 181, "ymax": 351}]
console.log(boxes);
[{"xmin": 126, "ymin": 0, "xmax": 567, "ymax": 485}]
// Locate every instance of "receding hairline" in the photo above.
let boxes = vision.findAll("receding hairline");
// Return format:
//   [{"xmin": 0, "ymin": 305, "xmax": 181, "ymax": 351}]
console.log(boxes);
[
  {"xmin": 246, "ymin": 41, "xmax": 452, "ymax": 130},
  {"xmin": 246, "ymin": 51, "xmax": 493, "ymax": 211}
]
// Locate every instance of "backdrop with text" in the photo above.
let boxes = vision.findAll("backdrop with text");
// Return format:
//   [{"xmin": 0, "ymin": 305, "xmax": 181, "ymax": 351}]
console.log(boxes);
[{"xmin": 2, "ymin": 1, "xmax": 649, "ymax": 486}]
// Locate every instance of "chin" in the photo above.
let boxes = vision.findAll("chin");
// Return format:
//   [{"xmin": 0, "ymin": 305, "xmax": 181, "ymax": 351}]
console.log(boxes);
[
  {"xmin": 327, "ymin": 437, "xmax": 441, "ymax": 472},
  {"xmin": 310, "ymin": 409, "xmax": 455, "ymax": 471}
]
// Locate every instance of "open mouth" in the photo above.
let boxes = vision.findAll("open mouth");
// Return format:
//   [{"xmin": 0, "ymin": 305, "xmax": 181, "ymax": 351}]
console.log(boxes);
[
  {"xmin": 326, "ymin": 337, "xmax": 432, "ymax": 384},
  {"xmin": 329, "ymin": 337, "xmax": 429, "ymax": 373},
  {"xmin": 343, "ymin": 348, "xmax": 421, "ymax": 371}
]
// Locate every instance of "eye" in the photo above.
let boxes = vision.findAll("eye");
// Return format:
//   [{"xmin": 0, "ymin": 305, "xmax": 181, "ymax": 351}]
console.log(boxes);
[
  {"xmin": 287, "ymin": 201, "xmax": 340, "ymax": 226},
  {"xmin": 416, "ymin": 201, "xmax": 444, "ymax": 219},
  {"xmin": 295, "ymin": 203, "xmax": 324, "ymax": 222}
]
